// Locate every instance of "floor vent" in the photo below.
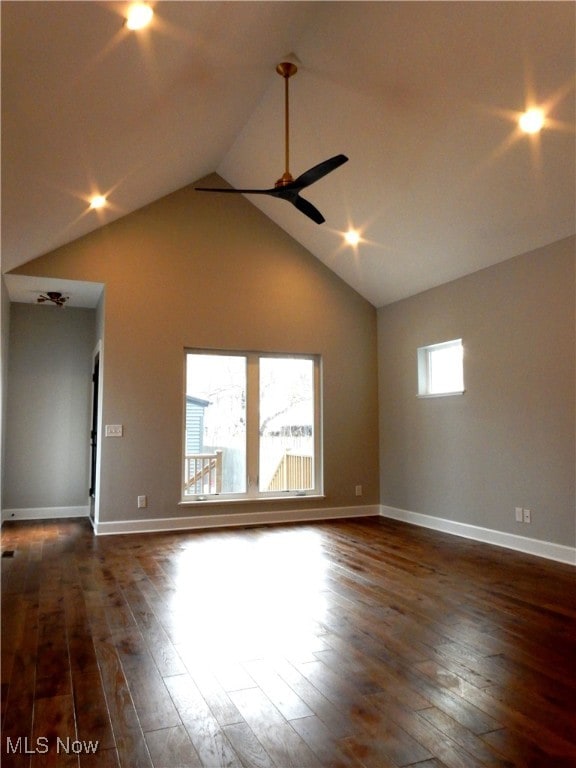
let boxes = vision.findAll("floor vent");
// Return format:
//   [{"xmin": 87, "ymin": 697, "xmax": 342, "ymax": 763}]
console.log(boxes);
[{"xmin": 2, "ymin": 550, "xmax": 15, "ymax": 558}]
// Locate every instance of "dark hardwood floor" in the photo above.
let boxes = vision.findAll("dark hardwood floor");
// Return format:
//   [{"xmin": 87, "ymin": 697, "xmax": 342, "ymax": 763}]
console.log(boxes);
[{"xmin": 1, "ymin": 516, "xmax": 575, "ymax": 768}]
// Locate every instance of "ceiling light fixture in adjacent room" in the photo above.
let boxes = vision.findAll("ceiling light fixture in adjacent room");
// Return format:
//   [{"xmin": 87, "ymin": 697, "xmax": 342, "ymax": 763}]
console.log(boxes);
[
  {"xmin": 125, "ymin": 3, "xmax": 153, "ymax": 30},
  {"xmin": 37, "ymin": 291, "xmax": 69, "ymax": 308}
]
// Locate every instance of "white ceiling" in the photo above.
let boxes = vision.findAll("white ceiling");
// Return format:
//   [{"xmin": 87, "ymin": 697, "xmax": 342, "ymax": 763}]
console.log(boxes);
[
  {"xmin": 2, "ymin": 1, "xmax": 574, "ymax": 308},
  {"xmin": 3, "ymin": 274, "xmax": 104, "ymax": 309}
]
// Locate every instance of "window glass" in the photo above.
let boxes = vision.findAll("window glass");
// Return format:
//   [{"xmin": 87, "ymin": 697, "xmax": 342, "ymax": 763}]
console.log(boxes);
[
  {"xmin": 259, "ymin": 357, "xmax": 315, "ymax": 492},
  {"xmin": 418, "ymin": 339, "xmax": 464, "ymax": 396},
  {"xmin": 184, "ymin": 353, "xmax": 246, "ymax": 496}
]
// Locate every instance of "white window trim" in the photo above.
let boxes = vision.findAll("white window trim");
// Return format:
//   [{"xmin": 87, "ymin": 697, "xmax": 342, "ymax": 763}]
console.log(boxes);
[
  {"xmin": 417, "ymin": 391, "xmax": 465, "ymax": 399},
  {"xmin": 182, "ymin": 350, "xmax": 323, "ymax": 503}
]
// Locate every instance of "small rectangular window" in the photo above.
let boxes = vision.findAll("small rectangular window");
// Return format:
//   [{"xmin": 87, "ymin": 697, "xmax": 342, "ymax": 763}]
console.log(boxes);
[{"xmin": 417, "ymin": 339, "xmax": 464, "ymax": 397}]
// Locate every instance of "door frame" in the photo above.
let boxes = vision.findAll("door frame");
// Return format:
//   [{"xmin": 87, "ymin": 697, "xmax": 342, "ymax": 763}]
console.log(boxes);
[{"xmin": 89, "ymin": 340, "xmax": 103, "ymax": 528}]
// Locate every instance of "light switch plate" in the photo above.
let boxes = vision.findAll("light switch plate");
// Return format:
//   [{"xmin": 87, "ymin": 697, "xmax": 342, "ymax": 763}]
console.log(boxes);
[{"xmin": 105, "ymin": 424, "xmax": 123, "ymax": 437}]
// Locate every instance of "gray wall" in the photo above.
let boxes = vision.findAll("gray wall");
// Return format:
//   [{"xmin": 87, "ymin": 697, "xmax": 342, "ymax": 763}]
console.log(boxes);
[
  {"xmin": 4, "ymin": 304, "xmax": 96, "ymax": 511},
  {"xmin": 378, "ymin": 236, "xmax": 575, "ymax": 547}
]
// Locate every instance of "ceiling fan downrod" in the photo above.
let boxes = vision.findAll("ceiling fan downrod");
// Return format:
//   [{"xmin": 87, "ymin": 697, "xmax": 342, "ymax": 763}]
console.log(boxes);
[{"xmin": 275, "ymin": 61, "xmax": 298, "ymax": 188}]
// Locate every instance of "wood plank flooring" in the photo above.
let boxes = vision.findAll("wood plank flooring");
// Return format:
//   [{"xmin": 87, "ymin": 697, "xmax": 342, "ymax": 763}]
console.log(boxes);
[{"xmin": 1, "ymin": 516, "xmax": 575, "ymax": 768}]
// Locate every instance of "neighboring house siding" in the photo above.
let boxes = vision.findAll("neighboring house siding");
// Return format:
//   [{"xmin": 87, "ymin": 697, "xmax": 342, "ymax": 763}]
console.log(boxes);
[{"xmin": 185, "ymin": 396, "xmax": 209, "ymax": 454}]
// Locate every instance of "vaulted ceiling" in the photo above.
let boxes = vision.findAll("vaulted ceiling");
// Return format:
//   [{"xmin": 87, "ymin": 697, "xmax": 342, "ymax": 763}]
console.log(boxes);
[{"xmin": 2, "ymin": 1, "xmax": 574, "ymax": 307}]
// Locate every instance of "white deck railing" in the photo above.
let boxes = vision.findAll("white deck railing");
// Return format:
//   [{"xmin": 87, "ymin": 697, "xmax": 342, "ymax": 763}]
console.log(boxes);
[{"xmin": 184, "ymin": 451, "xmax": 223, "ymax": 495}]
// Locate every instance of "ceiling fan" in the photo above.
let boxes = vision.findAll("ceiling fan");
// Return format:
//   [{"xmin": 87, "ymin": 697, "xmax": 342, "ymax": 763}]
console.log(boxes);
[
  {"xmin": 195, "ymin": 61, "xmax": 348, "ymax": 224},
  {"xmin": 37, "ymin": 291, "xmax": 69, "ymax": 307}
]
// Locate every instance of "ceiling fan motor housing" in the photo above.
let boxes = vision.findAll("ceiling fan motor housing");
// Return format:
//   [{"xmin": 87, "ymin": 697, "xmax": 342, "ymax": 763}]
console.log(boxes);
[{"xmin": 275, "ymin": 172, "xmax": 294, "ymax": 187}]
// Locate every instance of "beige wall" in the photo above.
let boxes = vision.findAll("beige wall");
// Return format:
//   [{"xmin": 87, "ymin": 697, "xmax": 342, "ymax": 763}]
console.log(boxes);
[
  {"xmin": 11, "ymin": 176, "xmax": 379, "ymax": 524},
  {"xmin": 378, "ymin": 236, "xmax": 575, "ymax": 547}
]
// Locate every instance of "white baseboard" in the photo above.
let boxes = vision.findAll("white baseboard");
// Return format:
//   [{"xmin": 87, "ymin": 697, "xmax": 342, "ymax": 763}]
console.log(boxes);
[
  {"xmin": 94, "ymin": 504, "xmax": 380, "ymax": 536},
  {"xmin": 380, "ymin": 505, "xmax": 575, "ymax": 566},
  {"xmin": 7, "ymin": 503, "xmax": 570, "ymax": 566},
  {"xmin": 2, "ymin": 505, "xmax": 90, "ymax": 523}
]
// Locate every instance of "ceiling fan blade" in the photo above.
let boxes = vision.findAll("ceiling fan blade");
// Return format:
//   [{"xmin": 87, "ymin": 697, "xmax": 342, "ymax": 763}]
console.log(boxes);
[
  {"xmin": 197, "ymin": 184, "xmax": 325, "ymax": 224},
  {"xmin": 195, "ymin": 186, "xmax": 274, "ymax": 195},
  {"xmin": 292, "ymin": 195, "xmax": 325, "ymax": 224},
  {"xmin": 292, "ymin": 154, "xmax": 349, "ymax": 190}
]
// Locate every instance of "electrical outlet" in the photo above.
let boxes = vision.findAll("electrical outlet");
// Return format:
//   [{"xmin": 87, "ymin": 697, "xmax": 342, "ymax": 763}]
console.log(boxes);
[
  {"xmin": 355, "ymin": 485, "xmax": 363, "ymax": 497},
  {"xmin": 523, "ymin": 508, "xmax": 531, "ymax": 524},
  {"xmin": 105, "ymin": 424, "xmax": 123, "ymax": 437},
  {"xmin": 137, "ymin": 495, "xmax": 147, "ymax": 509},
  {"xmin": 515, "ymin": 507, "xmax": 523, "ymax": 522}
]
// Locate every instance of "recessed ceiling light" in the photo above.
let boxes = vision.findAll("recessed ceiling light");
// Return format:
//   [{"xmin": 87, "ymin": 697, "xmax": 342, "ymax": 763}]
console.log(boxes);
[
  {"xmin": 344, "ymin": 229, "xmax": 361, "ymax": 247},
  {"xmin": 519, "ymin": 108, "xmax": 545, "ymax": 134},
  {"xmin": 125, "ymin": 3, "xmax": 153, "ymax": 30},
  {"xmin": 89, "ymin": 195, "xmax": 107, "ymax": 210}
]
